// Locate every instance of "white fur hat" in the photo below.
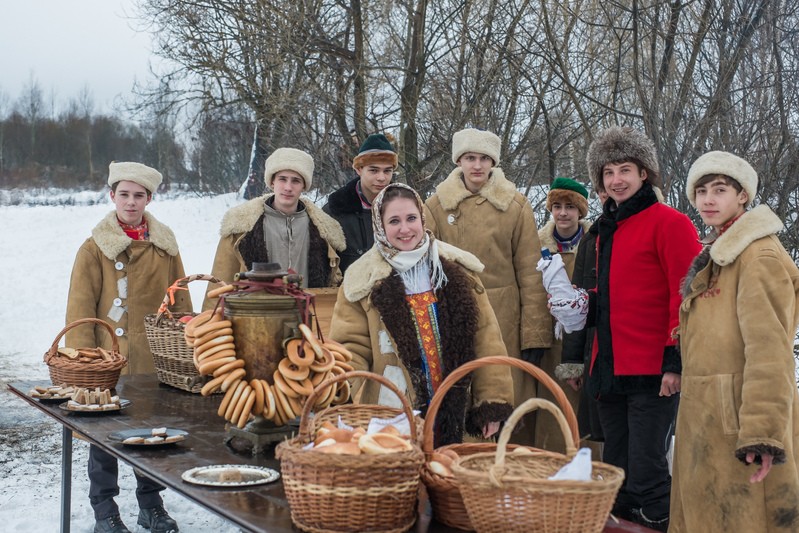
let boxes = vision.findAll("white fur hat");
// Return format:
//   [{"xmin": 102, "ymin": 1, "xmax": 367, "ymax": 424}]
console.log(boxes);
[
  {"xmin": 686, "ymin": 151, "xmax": 757, "ymax": 207},
  {"xmin": 452, "ymin": 128, "xmax": 501, "ymax": 165},
  {"xmin": 107, "ymin": 162, "xmax": 162, "ymax": 194},
  {"xmin": 264, "ymin": 148, "xmax": 314, "ymax": 190}
]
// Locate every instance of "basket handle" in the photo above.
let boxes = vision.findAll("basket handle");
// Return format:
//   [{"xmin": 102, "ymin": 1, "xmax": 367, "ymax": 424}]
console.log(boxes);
[
  {"xmin": 155, "ymin": 274, "xmax": 225, "ymax": 322},
  {"xmin": 298, "ymin": 370, "xmax": 418, "ymax": 443},
  {"xmin": 44, "ymin": 318, "xmax": 120, "ymax": 363},
  {"xmin": 422, "ymin": 355, "xmax": 579, "ymax": 454}
]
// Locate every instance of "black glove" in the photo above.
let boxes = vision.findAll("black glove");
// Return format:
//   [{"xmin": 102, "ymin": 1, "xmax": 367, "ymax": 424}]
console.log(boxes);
[{"xmin": 520, "ymin": 348, "xmax": 545, "ymax": 366}]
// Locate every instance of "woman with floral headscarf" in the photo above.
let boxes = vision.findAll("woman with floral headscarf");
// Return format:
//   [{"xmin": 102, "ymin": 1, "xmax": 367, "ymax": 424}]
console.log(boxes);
[{"xmin": 329, "ymin": 183, "xmax": 514, "ymax": 445}]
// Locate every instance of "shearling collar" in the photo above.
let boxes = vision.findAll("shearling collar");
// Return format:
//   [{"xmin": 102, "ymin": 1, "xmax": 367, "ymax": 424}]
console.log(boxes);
[
  {"xmin": 708, "ymin": 205, "xmax": 783, "ymax": 266},
  {"xmin": 342, "ymin": 240, "xmax": 484, "ymax": 303},
  {"xmin": 538, "ymin": 219, "xmax": 592, "ymax": 254},
  {"xmin": 434, "ymin": 167, "xmax": 518, "ymax": 212},
  {"xmin": 92, "ymin": 210, "xmax": 179, "ymax": 260},
  {"xmin": 219, "ymin": 194, "xmax": 346, "ymax": 252}
]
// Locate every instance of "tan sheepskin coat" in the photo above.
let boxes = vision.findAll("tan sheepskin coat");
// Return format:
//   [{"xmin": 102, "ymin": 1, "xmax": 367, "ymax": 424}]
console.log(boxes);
[
  {"xmin": 534, "ymin": 218, "xmax": 592, "ymax": 453},
  {"xmin": 329, "ymin": 242, "xmax": 514, "ymax": 442},
  {"xmin": 65, "ymin": 210, "xmax": 191, "ymax": 375},
  {"xmin": 671, "ymin": 205, "xmax": 799, "ymax": 532}
]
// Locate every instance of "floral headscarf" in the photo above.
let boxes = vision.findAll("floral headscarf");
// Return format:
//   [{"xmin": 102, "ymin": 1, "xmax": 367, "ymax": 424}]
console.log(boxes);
[{"xmin": 371, "ymin": 183, "xmax": 447, "ymax": 293}]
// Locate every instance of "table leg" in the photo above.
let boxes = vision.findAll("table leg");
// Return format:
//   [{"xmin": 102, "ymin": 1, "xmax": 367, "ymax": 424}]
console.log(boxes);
[{"xmin": 60, "ymin": 426, "xmax": 72, "ymax": 533}]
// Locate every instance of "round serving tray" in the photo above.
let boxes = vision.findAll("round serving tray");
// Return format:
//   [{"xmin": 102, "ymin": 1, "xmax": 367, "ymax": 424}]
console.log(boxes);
[{"xmin": 181, "ymin": 464, "xmax": 280, "ymax": 488}]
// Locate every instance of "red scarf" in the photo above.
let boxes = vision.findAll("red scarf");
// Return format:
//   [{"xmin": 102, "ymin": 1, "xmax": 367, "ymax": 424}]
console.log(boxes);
[{"xmin": 118, "ymin": 217, "xmax": 149, "ymax": 241}]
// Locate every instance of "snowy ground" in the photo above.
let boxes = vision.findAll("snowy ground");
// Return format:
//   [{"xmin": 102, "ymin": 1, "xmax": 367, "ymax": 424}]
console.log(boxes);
[{"xmin": 0, "ymin": 190, "xmax": 249, "ymax": 532}]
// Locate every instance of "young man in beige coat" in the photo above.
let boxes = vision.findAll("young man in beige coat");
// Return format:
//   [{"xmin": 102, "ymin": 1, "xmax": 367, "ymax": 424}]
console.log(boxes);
[
  {"xmin": 424, "ymin": 128, "xmax": 552, "ymax": 443},
  {"xmin": 671, "ymin": 151, "xmax": 799, "ymax": 532},
  {"xmin": 66, "ymin": 162, "xmax": 190, "ymax": 533}
]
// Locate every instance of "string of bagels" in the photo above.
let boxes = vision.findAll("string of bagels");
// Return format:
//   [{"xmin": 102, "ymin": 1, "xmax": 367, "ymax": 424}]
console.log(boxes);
[{"xmin": 182, "ymin": 282, "xmax": 353, "ymax": 428}]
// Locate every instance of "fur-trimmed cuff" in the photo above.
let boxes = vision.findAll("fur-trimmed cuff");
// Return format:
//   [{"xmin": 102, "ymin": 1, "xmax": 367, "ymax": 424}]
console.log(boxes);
[
  {"xmin": 735, "ymin": 444, "xmax": 787, "ymax": 465},
  {"xmin": 661, "ymin": 345, "xmax": 682, "ymax": 374},
  {"xmin": 555, "ymin": 363, "xmax": 584, "ymax": 380},
  {"xmin": 465, "ymin": 401, "xmax": 514, "ymax": 438}
]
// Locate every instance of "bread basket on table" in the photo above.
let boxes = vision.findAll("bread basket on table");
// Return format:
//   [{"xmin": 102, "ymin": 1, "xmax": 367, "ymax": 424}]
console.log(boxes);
[
  {"xmin": 420, "ymin": 355, "xmax": 580, "ymax": 530},
  {"xmin": 44, "ymin": 318, "xmax": 127, "ymax": 389},
  {"xmin": 276, "ymin": 370, "xmax": 425, "ymax": 533},
  {"xmin": 452, "ymin": 397, "xmax": 625, "ymax": 533},
  {"xmin": 144, "ymin": 274, "xmax": 228, "ymax": 393}
]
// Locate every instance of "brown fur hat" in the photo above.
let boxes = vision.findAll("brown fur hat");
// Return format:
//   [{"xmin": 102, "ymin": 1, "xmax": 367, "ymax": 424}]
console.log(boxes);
[{"xmin": 586, "ymin": 126, "xmax": 661, "ymax": 191}]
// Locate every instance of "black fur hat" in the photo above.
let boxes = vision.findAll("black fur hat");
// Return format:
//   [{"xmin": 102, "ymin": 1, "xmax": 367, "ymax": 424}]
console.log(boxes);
[{"xmin": 586, "ymin": 126, "xmax": 660, "ymax": 191}]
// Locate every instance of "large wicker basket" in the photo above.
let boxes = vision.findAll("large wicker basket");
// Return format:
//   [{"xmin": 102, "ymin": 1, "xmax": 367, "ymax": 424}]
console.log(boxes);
[
  {"xmin": 452, "ymin": 398, "xmax": 625, "ymax": 533},
  {"xmin": 44, "ymin": 318, "xmax": 127, "ymax": 390},
  {"xmin": 144, "ymin": 274, "xmax": 225, "ymax": 393},
  {"xmin": 420, "ymin": 356, "xmax": 580, "ymax": 530},
  {"xmin": 276, "ymin": 370, "xmax": 425, "ymax": 533}
]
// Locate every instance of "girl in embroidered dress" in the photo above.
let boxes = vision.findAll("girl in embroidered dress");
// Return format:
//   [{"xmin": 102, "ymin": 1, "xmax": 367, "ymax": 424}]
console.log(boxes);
[{"xmin": 330, "ymin": 183, "xmax": 514, "ymax": 445}]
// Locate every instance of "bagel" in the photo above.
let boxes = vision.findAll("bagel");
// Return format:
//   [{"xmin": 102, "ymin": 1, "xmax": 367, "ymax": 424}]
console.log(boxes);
[
  {"xmin": 237, "ymin": 388, "xmax": 257, "ymax": 428},
  {"xmin": 221, "ymin": 367, "xmax": 247, "ymax": 392},
  {"xmin": 194, "ymin": 319, "xmax": 233, "ymax": 339},
  {"xmin": 287, "ymin": 395, "xmax": 304, "ymax": 420},
  {"xmin": 298, "ymin": 323, "xmax": 325, "ymax": 359},
  {"xmin": 314, "ymin": 441, "xmax": 361, "ymax": 455},
  {"xmin": 184, "ymin": 309, "xmax": 217, "ymax": 337},
  {"xmin": 250, "ymin": 379, "xmax": 265, "ymax": 416},
  {"xmin": 271, "ymin": 385, "xmax": 289, "ymax": 426},
  {"xmin": 207, "ymin": 283, "xmax": 236, "ymax": 299},
  {"xmin": 273, "ymin": 382, "xmax": 297, "ymax": 421},
  {"xmin": 194, "ymin": 327, "xmax": 234, "ymax": 348},
  {"xmin": 334, "ymin": 361, "xmax": 354, "ymax": 373},
  {"xmin": 194, "ymin": 334, "xmax": 235, "ymax": 353},
  {"xmin": 224, "ymin": 380, "xmax": 248, "ymax": 421},
  {"xmin": 196, "ymin": 342, "xmax": 237, "ymax": 362},
  {"xmin": 198, "ymin": 356, "xmax": 237, "ymax": 376},
  {"xmin": 272, "ymin": 370, "xmax": 301, "ymax": 399},
  {"xmin": 278, "ymin": 357, "xmax": 310, "ymax": 381},
  {"xmin": 212, "ymin": 358, "xmax": 246, "ymax": 378},
  {"xmin": 314, "ymin": 379, "xmax": 338, "ymax": 409},
  {"xmin": 285, "ymin": 376, "xmax": 314, "ymax": 397},
  {"xmin": 200, "ymin": 372, "xmax": 228, "ymax": 396},
  {"xmin": 323, "ymin": 339, "xmax": 354, "ymax": 362},
  {"xmin": 197, "ymin": 347, "xmax": 237, "ymax": 364},
  {"xmin": 217, "ymin": 379, "xmax": 242, "ymax": 415},
  {"xmin": 310, "ymin": 369, "xmax": 329, "ymax": 386},
  {"xmin": 285, "ymin": 338, "xmax": 314, "ymax": 367},
  {"xmin": 332, "ymin": 379, "xmax": 350, "ymax": 405},
  {"xmin": 230, "ymin": 384, "xmax": 252, "ymax": 423},
  {"xmin": 261, "ymin": 380, "xmax": 276, "ymax": 421},
  {"xmin": 358, "ymin": 432, "xmax": 414, "ymax": 455},
  {"xmin": 309, "ymin": 346, "xmax": 335, "ymax": 373}
]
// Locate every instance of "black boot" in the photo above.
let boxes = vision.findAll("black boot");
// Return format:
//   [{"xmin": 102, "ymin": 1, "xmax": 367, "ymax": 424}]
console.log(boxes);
[
  {"xmin": 94, "ymin": 515, "xmax": 131, "ymax": 533},
  {"xmin": 629, "ymin": 507, "xmax": 669, "ymax": 532},
  {"xmin": 137, "ymin": 505, "xmax": 179, "ymax": 533}
]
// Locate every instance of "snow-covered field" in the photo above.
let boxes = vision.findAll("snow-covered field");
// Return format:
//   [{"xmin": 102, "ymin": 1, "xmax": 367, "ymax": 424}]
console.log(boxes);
[{"xmin": 0, "ymin": 191, "xmax": 247, "ymax": 532}]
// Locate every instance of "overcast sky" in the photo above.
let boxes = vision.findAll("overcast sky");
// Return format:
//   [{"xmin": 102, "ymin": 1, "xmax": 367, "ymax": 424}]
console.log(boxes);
[{"xmin": 0, "ymin": 0, "xmax": 155, "ymax": 115}]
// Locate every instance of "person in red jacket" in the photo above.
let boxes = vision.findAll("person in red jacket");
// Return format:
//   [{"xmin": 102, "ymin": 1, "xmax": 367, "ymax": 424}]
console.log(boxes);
[{"xmin": 582, "ymin": 127, "xmax": 702, "ymax": 531}]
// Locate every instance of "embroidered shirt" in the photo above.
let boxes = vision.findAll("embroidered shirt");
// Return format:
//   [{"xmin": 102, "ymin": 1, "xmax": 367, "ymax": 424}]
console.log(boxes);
[{"xmin": 406, "ymin": 290, "xmax": 445, "ymax": 402}]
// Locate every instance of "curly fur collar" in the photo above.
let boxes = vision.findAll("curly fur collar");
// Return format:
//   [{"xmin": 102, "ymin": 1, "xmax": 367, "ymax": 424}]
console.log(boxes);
[
  {"xmin": 342, "ymin": 241, "xmax": 484, "ymax": 303},
  {"xmin": 434, "ymin": 167, "xmax": 518, "ymax": 211},
  {"xmin": 219, "ymin": 194, "xmax": 345, "ymax": 252},
  {"xmin": 538, "ymin": 219, "xmax": 593, "ymax": 253},
  {"xmin": 92, "ymin": 210, "xmax": 179, "ymax": 260},
  {"xmin": 708, "ymin": 205, "xmax": 783, "ymax": 266}
]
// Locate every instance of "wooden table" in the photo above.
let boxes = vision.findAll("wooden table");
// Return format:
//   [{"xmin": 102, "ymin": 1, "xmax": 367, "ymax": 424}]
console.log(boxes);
[{"xmin": 8, "ymin": 376, "xmax": 655, "ymax": 533}]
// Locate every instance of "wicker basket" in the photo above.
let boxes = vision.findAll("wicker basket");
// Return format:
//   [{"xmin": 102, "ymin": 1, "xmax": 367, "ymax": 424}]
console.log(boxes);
[
  {"xmin": 144, "ymin": 274, "xmax": 225, "ymax": 393},
  {"xmin": 276, "ymin": 370, "xmax": 425, "ymax": 533},
  {"xmin": 420, "ymin": 356, "xmax": 580, "ymax": 530},
  {"xmin": 452, "ymin": 398, "xmax": 625, "ymax": 533},
  {"xmin": 43, "ymin": 318, "xmax": 127, "ymax": 390}
]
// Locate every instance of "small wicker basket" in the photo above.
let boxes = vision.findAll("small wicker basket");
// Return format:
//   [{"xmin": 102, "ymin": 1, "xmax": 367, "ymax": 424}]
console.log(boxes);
[
  {"xmin": 276, "ymin": 370, "xmax": 425, "ymax": 533},
  {"xmin": 43, "ymin": 318, "xmax": 127, "ymax": 390},
  {"xmin": 420, "ymin": 356, "xmax": 580, "ymax": 530},
  {"xmin": 452, "ymin": 398, "xmax": 625, "ymax": 533},
  {"xmin": 144, "ymin": 274, "xmax": 225, "ymax": 393}
]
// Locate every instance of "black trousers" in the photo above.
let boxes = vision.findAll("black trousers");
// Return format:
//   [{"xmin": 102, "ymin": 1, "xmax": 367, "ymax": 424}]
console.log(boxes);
[
  {"xmin": 597, "ymin": 390, "xmax": 677, "ymax": 521},
  {"xmin": 88, "ymin": 444, "xmax": 165, "ymax": 520}
]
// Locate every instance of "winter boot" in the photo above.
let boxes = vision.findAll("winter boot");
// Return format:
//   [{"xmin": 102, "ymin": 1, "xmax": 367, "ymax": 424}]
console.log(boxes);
[
  {"xmin": 629, "ymin": 507, "xmax": 669, "ymax": 532},
  {"xmin": 137, "ymin": 505, "xmax": 179, "ymax": 533},
  {"xmin": 93, "ymin": 514, "xmax": 131, "ymax": 533}
]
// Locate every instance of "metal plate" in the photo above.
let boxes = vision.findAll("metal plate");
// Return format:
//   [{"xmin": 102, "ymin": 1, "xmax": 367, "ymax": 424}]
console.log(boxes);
[
  {"xmin": 57, "ymin": 398, "xmax": 131, "ymax": 414},
  {"xmin": 181, "ymin": 464, "xmax": 280, "ymax": 487},
  {"xmin": 108, "ymin": 428, "xmax": 188, "ymax": 446}
]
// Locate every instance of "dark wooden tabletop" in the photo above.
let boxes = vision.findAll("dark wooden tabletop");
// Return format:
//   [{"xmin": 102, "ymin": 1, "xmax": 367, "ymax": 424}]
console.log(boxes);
[{"xmin": 8, "ymin": 375, "xmax": 655, "ymax": 533}]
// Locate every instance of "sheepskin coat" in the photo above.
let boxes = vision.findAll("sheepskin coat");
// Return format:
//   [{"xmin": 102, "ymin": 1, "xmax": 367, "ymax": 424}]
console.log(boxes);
[
  {"xmin": 670, "ymin": 205, "xmax": 799, "ymax": 533},
  {"xmin": 65, "ymin": 211, "xmax": 191, "ymax": 375},
  {"xmin": 329, "ymin": 242, "xmax": 514, "ymax": 446},
  {"xmin": 204, "ymin": 194, "xmax": 345, "ymax": 309},
  {"xmin": 534, "ymin": 219, "xmax": 592, "ymax": 452}
]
